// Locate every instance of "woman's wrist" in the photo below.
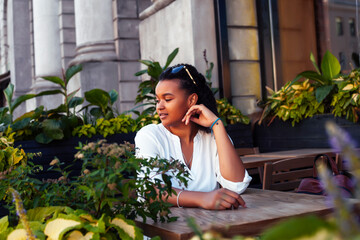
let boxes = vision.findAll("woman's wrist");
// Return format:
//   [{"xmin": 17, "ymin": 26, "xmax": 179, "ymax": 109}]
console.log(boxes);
[
  {"xmin": 210, "ymin": 117, "xmax": 221, "ymax": 131},
  {"xmin": 210, "ymin": 118, "xmax": 224, "ymax": 133}
]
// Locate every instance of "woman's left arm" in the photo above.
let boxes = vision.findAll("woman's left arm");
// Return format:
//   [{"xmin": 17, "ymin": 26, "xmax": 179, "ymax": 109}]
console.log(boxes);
[{"xmin": 182, "ymin": 104, "xmax": 246, "ymax": 182}]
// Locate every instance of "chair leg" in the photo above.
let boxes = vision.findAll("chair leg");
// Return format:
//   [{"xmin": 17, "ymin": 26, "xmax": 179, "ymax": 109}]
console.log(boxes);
[{"xmin": 258, "ymin": 166, "xmax": 264, "ymax": 183}]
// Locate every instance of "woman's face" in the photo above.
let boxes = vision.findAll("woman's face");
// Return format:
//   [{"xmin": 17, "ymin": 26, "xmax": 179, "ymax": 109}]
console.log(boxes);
[{"xmin": 155, "ymin": 79, "xmax": 191, "ymax": 128}]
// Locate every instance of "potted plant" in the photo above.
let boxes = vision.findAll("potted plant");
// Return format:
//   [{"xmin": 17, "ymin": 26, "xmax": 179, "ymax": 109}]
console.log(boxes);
[
  {"xmin": 0, "ymin": 139, "xmax": 191, "ymax": 228},
  {"xmin": 255, "ymin": 51, "xmax": 360, "ymax": 152},
  {"xmin": 0, "ymin": 65, "xmax": 138, "ymax": 179}
]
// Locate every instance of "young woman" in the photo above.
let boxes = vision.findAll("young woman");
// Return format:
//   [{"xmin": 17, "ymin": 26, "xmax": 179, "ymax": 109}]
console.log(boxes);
[{"xmin": 135, "ymin": 64, "xmax": 251, "ymax": 210}]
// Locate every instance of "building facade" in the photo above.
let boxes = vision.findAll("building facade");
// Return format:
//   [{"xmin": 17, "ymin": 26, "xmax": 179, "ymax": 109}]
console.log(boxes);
[{"xmin": 0, "ymin": 0, "xmax": 359, "ymax": 118}]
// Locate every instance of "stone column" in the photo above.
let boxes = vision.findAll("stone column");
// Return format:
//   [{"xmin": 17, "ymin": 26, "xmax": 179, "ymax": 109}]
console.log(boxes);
[
  {"xmin": 71, "ymin": 0, "xmax": 119, "ymax": 97},
  {"xmin": 0, "ymin": 0, "xmax": 8, "ymax": 74},
  {"xmin": 31, "ymin": 0, "xmax": 63, "ymax": 110},
  {"xmin": 226, "ymin": 0, "xmax": 261, "ymax": 115},
  {"xmin": 7, "ymin": 0, "xmax": 33, "ymax": 115}
]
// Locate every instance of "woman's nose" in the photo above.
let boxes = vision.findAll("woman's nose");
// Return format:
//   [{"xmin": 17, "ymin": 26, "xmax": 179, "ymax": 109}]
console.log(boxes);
[{"xmin": 157, "ymin": 100, "xmax": 164, "ymax": 109}]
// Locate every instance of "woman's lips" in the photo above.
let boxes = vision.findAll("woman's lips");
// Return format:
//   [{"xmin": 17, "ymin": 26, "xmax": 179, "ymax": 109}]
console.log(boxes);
[{"xmin": 159, "ymin": 113, "xmax": 168, "ymax": 119}]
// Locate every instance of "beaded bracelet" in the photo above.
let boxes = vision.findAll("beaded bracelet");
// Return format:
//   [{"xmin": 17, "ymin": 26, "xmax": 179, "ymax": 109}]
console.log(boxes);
[
  {"xmin": 177, "ymin": 190, "xmax": 184, "ymax": 208},
  {"xmin": 210, "ymin": 117, "xmax": 221, "ymax": 133}
]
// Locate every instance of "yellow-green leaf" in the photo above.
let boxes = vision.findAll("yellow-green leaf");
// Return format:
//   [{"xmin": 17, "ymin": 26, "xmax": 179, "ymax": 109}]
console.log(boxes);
[
  {"xmin": 44, "ymin": 218, "xmax": 81, "ymax": 240},
  {"xmin": 7, "ymin": 229, "xmax": 28, "ymax": 240},
  {"xmin": 66, "ymin": 230, "xmax": 93, "ymax": 240},
  {"xmin": 111, "ymin": 218, "xmax": 136, "ymax": 239}
]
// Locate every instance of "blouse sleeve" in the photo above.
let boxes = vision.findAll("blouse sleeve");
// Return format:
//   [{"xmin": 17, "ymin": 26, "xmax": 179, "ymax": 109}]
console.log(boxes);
[
  {"xmin": 214, "ymin": 135, "xmax": 252, "ymax": 194},
  {"xmin": 215, "ymin": 168, "xmax": 252, "ymax": 194}
]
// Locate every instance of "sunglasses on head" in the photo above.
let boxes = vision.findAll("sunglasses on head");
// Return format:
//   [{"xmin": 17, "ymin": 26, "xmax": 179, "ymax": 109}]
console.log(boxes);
[{"xmin": 171, "ymin": 65, "xmax": 197, "ymax": 86}]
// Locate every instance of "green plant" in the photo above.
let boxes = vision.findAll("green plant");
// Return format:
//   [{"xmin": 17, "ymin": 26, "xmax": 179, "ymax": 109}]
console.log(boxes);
[
  {"xmin": 0, "ymin": 136, "xmax": 27, "ymax": 173},
  {"xmin": 0, "ymin": 139, "xmax": 190, "ymax": 224},
  {"xmin": 40, "ymin": 65, "xmax": 84, "ymax": 117},
  {"xmin": 72, "ymin": 114, "xmax": 136, "ymax": 138},
  {"xmin": 0, "ymin": 82, "xmax": 64, "ymax": 125},
  {"xmin": 216, "ymin": 98, "xmax": 250, "ymax": 125},
  {"xmin": 133, "ymin": 48, "xmax": 179, "ymax": 115},
  {"xmin": 2, "ymin": 191, "xmax": 144, "ymax": 240},
  {"xmin": 295, "ymin": 51, "xmax": 341, "ymax": 104},
  {"xmin": 82, "ymin": 88, "xmax": 119, "ymax": 120},
  {"xmin": 0, "ymin": 65, "xmax": 84, "ymax": 144},
  {"xmin": 258, "ymin": 51, "xmax": 360, "ymax": 125},
  {"xmin": 331, "ymin": 68, "xmax": 360, "ymax": 122},
  {"xmin": 7, "ymin": 105, "xmax": 83, "ymax": 144},
  {"xmin": 71, "ymin": 140, "xmax": 190, "ymax": 222},
  {"xmin": 259, "ymin": 80, "xmax": 325, "ymax": 126}
]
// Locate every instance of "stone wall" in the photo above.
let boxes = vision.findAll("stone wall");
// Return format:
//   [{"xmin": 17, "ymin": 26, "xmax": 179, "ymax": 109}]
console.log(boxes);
[
  {"xmin": 114, "ymin": 0, "xmax": 152, "ymax": 112},
  {"xmin": 139, "ymin": 0, "xmax": 219, "ymax": 89}
]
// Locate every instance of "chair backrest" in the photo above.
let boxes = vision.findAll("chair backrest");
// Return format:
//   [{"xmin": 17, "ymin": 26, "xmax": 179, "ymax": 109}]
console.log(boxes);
[
  {"xmin": 236, "ymin": 147, "xmax": 259, "ymax": 156},
  {"xmin": 262, "ymin": 156, "xmax": 314, "ymax": 191}
]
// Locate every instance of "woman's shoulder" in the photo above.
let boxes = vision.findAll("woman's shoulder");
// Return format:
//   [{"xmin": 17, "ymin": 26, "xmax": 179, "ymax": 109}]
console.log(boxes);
[{"xmin": 135, "ymin": 123, "xmax": 166, "ymax": 140}]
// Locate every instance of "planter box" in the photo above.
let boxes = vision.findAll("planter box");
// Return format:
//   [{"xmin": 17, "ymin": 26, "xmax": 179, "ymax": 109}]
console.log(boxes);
[
  {"xmin": 226, "ymin": 123, "xmax": 254, "ymax": 148},
  {"xmin": 254, "ymin": 114, "xmax": 360, "ymax": 152},
  {"xmin": 14, "ymin": 132, "xmax": 136, "ymax": 180}
]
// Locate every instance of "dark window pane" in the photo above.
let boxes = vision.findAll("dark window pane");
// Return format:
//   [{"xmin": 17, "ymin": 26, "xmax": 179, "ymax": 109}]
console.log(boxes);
[
  {"xmin": 349, "ymin": 18, "xmax": 356, "ymax": 37},
  {"xmin": 336, "ymin": 17, "xmax": 344, "ymax": 36}
]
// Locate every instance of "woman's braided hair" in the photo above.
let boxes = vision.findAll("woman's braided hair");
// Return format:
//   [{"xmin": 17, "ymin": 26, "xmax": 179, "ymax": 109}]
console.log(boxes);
[{"xmin": 159, "ymin": 64, "xmax": 219, "ymax": 132}]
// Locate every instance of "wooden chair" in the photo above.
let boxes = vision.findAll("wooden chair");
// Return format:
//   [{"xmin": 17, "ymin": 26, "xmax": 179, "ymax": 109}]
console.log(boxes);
[
  {"xmin": 262, "ymin": 156, "xmax": 314, "ymax": 191},
  {"xmin": 237, "ymin": 147, "xmax": 261, "ymax": 187},
  {"xmin": 236, "ymin": 147, "xmax": 259, "ymax": 156}
]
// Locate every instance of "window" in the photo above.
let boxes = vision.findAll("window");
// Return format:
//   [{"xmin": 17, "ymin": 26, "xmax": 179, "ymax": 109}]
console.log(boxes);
[
  {"xmin": 336, "ymin": 17, "xmax": 343, "ymax": 36},
  {"xmin": 349, "ymin": 18, "xmax": 356, "ymax": 37},
  {"xmin": 339, "ymin": 52, "xmax": 346, "ymax": 69}
]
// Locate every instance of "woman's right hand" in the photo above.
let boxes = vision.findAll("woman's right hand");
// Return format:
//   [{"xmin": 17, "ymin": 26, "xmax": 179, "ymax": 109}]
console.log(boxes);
[{"xmin": 199, "ymin": 188, "xmax": 246, "ymax": 210}]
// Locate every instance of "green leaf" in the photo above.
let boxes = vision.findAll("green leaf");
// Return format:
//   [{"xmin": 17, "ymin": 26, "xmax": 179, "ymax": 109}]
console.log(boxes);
[
  {"xmin": 47, "ymin": 104, "xmax": 67, "ymax": 114},
  {"xmin": 10, "ymin": 117, "xmax": 31, "ymax": 131},
  {"xmin": 36, "ymin": 89, "xmax": 63, "ymax": 97},
  {"xmin": 321, "ymin": 50, "xmax": 341, "ymax": 82},
  {"xmin": 297, "ymin": 71, "xmax": 325, "ymax": 85},
  {"xmin": 139, "ymin": 60, "xmax": 154, "ymax": 67},
  {"xmin": 35, "ymin": 133, "xmax": 53, "ymax": 144},
  {"xmin": 134, "ymin": 69, "xmax": 147, "ymax": 76},
  {"xmin": 164, "ymin": 48, "xmax": 179, "ymax": 69},
  {"xmin": 27, "ymin": 206, "xmax": 67, "ymax": 222},
  {"xmin": 205, "ymin": 62, "xmax": 214, "ymax": 81},
  {"xmin": 68, "ymin": 96, "xmax": 84, "ymax": 109},
  {"xmin": 85, "ymin": 89, "xmax": 110, "ymax": 113},
  {"xmin": 66, "ymin": 89, "xmax": 80, "ymax": 104},
  {"xmin": 90, "ymin": 107, "xmax": 102, "ymax": 118},
  {"xmin": 3, "ymin": 83, "xmax": 14, "ymax": 107},
  {"xmin": 42, "ymin": 76, "xmax": 65, "ymax": 88},
  {"xmin": 315, "ymin": 85, "xmax": 334, "ymax": 103},
  {"xmin": 0, "ymin": 216, "xmax": 9, "ymax": 233},
  {"xmin": 10, "ymin": 94, "xmax": 37, "ymax": 114},
  {"xmin": 310, "ymin": 52, "xmax": 320, "ymax": 74},
  {"xmin": 109, "ymin": 89, "xmax": 118, "ymax": 105},
  {"xmin": 148, "ymin": 62, "xmax": 163, "ymax": 80},
  {"xmin": 65, "ymin": 64, "xmax": 83, "ymax": 84},
  {"xmin": 42, "ymin": 119, "xmax": 64, "ymax": 140},
  {"xmin": 261, "ymin": 215, "xmax": 335, "ymax": 240}
]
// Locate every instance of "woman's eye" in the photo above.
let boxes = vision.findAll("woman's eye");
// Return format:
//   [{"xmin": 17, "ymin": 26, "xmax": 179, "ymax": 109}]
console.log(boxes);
[{"xmin": 165, "ymin": 99, "xmax": 172, "ymax": 102}]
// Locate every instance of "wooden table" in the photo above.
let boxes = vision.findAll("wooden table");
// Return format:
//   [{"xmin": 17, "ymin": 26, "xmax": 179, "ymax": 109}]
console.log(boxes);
[
  {"xmin": 241, "ymin": 148, "xmax": 336, "ymax": 169},
  {"xmin": 136, "ymin": 188, "xmax": 333, "ymax": 240}
]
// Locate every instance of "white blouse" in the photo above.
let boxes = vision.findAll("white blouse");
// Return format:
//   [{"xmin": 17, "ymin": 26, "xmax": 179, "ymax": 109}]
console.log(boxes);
[{"xmin": 135, "ymin": 124, "xmax": 252, "ymax": 194}]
